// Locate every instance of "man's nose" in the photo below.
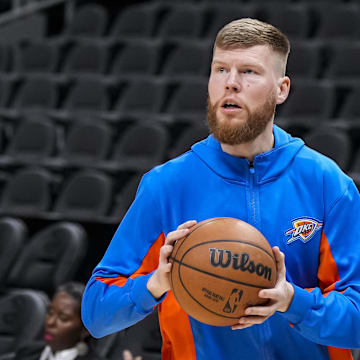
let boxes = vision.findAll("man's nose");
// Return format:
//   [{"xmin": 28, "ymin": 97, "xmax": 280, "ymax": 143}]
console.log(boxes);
[{"xmin": 225, "ymin": 71, "xmax": 241, "ymax": 93}]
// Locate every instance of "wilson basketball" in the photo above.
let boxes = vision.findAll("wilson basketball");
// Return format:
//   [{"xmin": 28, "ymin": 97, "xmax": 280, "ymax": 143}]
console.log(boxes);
[{"xmin": 169, "ymin": 217, "xmax": 277, "ymax": 326}]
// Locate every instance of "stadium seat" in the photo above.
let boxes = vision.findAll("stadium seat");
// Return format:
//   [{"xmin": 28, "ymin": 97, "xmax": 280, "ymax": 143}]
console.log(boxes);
[
  {"xmin": 11, "ymin": 76, "xmax": 58, "ymax": 114},
  {"xmin": 323, "ymin": 41, "xmax": 360, "ymax": 85},
  {"xmin": 165, "ymin": 78, "xmax": 208, "ymax": 117},
  {"xmin": 0, "ymin": 43, "xmax": 12, "ymax": 74},
  {"xmin": 313, "ymin": 3, "xmax": 360, "ymax": 40},
  {"xmin": 0, "ymin": 167, "xmax": 53, "ymax": 216},
  {"xmin": 62, "ymin": 77, "xmax": 109, "ymax": 116},
  {"xmin": 169, "ymin": 125, "xmax": 209, "ymax": 158},
  {"xmin": 66, "ymin": 4, "xmax": 108, "ymax": 39},
  {"xmin": 162, "ymin": 39, "xmax": 212, "ymax": 78},
  {"xmin": 111, "ymin": 174, "xmax": 142, "ymax": 220},
  {"xmin": 338, "ymin": 85, "xmax": 360, "ymax": 120},
  {"xmin": 63, "ymin": 40, "xmax": 108, "ymax": 76},
  {"xmin": 5, "ymin": 222, "xmax": 87, "ymax": 294},
  {"xmin": 303, "ymin": 126, "xmax": 351, "ymax": 171},
  {"xmin": 277, "ymin": 80, "xmax": 335, "ymax": 124},
  {"xmin": 204, "ymin": 4, "xmax": 257, "ymax": 38},
  {"xmin": 60, "ymin": 119, "xmax": 112, "ymax": 166},
  {"xmin": 108, "ymin": 123, "xmax": 168, "ymax": 171},
  {"xmin": 0, "ymin": 217, "xmax": 27, "ymax": 287},
  {"xmin": 14, "ymin": 41, "xmax": 58, "ymax": 76},
  {"xmin": 286, "ymin": 40, "xmax": 322, "ymax": 80},
  {"xmin": 257, "ymin": 3, "xmax": 311, "ymax": 40},
  {"xmin": 0, "ymin": 78, "xmax": 12, "ymax": 110},
  {"xmin": 114, "ymin": 78, "xmax": 165, "ymax": 116},
  {"xmin": 110, "ymin": 3, "xmax": 158, "ymax": 40},
  {"xmin": 0, "ymin": 289, "xmax": 49, "ymax": 357},
  {"xmin": 54, "ymin": 170, "xmax": 113, "ymax": 220},
  {"xmin": 2, "ymin": 116, "xmax": 57, "ymax": 166},
  {"xmin": 110, "ymin": 39, "xmax": 160, "ymax": 78},
  {"xmin": 350, "ymin": 149, "xmax": 360, "ymax": 174},
  {"xmin": 156, "ymin": 4, "xmax": 204, "ymax": 40}
]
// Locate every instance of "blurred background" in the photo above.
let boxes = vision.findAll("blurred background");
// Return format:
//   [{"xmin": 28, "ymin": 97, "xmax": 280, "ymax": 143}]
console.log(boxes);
[{"xmin": 0, "ymin": 0, "xmax": 359, "ymax": 358}]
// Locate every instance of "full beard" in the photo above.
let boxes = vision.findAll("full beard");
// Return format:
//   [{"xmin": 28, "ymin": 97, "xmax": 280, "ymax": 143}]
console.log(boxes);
[{"xmin": 207, "ymin": 91, "xmax": 277, "ymax": 145}]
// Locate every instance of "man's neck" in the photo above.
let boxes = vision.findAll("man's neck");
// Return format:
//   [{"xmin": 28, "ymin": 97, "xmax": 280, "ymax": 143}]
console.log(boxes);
[{"xmin": 220, "ymin": 121, "xmax": 275, "ymax": 162}]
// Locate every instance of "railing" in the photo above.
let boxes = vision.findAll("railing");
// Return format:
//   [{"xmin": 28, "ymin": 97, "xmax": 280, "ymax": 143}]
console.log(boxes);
[{"xmin": 0, "ymin": 0, "xmax": 74, "ymax": 26}]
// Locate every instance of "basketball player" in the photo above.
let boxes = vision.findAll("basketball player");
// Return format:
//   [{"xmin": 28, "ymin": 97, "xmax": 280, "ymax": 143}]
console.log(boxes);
[{"xmin": 82, "ymin": 18, "xmax": 360, "ymax": 359}]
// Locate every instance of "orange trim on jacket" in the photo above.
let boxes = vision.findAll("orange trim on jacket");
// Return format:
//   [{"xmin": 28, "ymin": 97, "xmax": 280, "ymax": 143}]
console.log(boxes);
[
  {"xmin": 159, "ymin": 291, "xmax": 196, "ymax": 360},
  {"xmin": 318, "ymin": 232, "xmax": 340, "ymax": 295},
  {"xmin": 318, "ymin": 232, "xmax": 353, "ymax": 360},
  {"xmin": 95, "ymin": 232, "xmax": 166, "ymax": 287},
  {"xmin": 95, "ymin": 232, "xmax": 196, "ymax": 359}
]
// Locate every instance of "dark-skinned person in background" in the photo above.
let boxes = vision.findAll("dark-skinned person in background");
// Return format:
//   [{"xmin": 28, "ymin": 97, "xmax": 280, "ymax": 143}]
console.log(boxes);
[{"xmin": 15, "ymin": 282, "xmax": 104, "ymax": 360}]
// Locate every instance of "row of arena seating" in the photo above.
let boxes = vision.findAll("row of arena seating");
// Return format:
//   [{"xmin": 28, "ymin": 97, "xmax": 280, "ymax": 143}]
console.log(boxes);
[
  {"xmin": 0, "ymin": 118, "xmax": 208, "ymax": 168},
  {"xmin": 0, "ymin": 124, "xmax": 359, "ymax": 225},
  {"xmin": 52, "ymin": 2, "xmax": 360, "ymax": 41},
  {"xmin": 0, "ymin": 115, "xmax": 358, "ymax": 173},
  {"xmin": 1, "ymin": 38, "xmax": 360, "ymax": 83},
  {"xmin": 0, "ymin": 167, "xmax": 141, "ymax": 223},
  {"xmin": 0, "ymin": 77, "xmax": 360, "ymax": 125}
]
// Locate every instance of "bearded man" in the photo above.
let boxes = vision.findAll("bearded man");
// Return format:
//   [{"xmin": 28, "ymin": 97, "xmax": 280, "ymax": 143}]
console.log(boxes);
[{"xmin": 82, "ymin": 18, "xmax": 360, "ymax": 360}]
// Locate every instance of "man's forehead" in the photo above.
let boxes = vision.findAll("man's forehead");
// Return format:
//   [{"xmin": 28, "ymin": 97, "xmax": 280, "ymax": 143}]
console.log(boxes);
[{"xmin": 212, "ymin": 44, "xmax": 274, "ymax": 62}]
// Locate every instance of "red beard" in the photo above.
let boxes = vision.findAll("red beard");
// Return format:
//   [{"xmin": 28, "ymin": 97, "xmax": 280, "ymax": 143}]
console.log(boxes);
[{"xmin": 207, "ymin": 92, "xmax": 277, "ymax": 145}]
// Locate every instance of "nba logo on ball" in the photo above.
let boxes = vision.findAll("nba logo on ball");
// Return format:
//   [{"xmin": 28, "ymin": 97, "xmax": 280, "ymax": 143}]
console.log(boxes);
[{"xmin": 170, "ymin": 217, "xmax": 277, "ymax": 326}]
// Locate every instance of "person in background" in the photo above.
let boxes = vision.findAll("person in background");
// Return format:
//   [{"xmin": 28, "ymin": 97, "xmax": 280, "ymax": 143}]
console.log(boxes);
[{"xmin": 15, "ymin": 282, "xmax": 103, "ymax": 360}]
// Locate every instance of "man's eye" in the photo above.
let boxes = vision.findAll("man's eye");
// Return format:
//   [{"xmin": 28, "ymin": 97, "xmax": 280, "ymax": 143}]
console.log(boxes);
[
  {"xmin": 244, "ymin": 69, "xmax": 254, "ymax": 74},
  {"xmin": 218, "ymin": 67, "xmax": 226, "ymax": 73}
]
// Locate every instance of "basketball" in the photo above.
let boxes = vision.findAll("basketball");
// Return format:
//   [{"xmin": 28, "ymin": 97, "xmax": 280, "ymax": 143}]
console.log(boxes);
[{"xmin": 169, "ymin": 217, "xmax": 277, "ymax": 326}]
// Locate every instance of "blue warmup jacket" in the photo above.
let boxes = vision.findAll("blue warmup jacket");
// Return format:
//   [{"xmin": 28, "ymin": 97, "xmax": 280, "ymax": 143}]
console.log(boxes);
[{"xmin": 82, "ymin": 125, "xmax": 360, "ymax": 360}]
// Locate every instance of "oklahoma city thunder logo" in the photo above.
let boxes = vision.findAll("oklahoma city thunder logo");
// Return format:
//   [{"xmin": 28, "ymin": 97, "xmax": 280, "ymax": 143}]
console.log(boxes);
[{"xmin": 285, "ymin": 217, "xmax": 322, "ymax": 244}]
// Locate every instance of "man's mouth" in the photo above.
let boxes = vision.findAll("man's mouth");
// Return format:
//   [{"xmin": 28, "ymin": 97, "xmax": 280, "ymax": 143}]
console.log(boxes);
[{"xmin": 222, "ymin": 103, "xmax": 241, "ymax": 109}]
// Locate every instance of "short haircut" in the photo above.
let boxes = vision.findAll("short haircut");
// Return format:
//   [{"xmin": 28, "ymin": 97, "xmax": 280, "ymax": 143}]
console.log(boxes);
[
  {"xmin": 55, "ymin": 281, "xmax": 85, "ymax": 311},
  {"xmin": 215, "ymin": 18, "xmax": 290, "ymax": 59}
]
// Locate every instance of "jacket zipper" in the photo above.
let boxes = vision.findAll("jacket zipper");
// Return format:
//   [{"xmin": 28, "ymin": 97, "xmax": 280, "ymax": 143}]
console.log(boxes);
[
  {"xmin": 248, "ymin": 161, "xmax": 273, "ymax": 360},
  {"xmin": 249, "ymin": 162, "xmax": 256, "ymax": 226}
]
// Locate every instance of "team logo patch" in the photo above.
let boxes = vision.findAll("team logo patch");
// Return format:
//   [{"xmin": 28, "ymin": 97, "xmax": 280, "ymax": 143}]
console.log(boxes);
[{"xmin": 285, "ymin": 217, "xmax": 322, "ymax": 244}]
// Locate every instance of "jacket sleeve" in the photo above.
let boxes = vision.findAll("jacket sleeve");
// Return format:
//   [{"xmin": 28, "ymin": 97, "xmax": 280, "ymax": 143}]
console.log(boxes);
[
  {"xmin": 81, "ymin": 173, "xmax": 166, "ymax": 338},
  {"xmin": 281, "ymin": 179, "xmax": 360, "ymax": 348}
]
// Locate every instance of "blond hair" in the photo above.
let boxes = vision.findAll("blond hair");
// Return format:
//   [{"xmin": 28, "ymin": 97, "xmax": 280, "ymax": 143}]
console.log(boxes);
[{"xmin": 215, "ymin": 18, "xmax": 290, "ymax": 61}]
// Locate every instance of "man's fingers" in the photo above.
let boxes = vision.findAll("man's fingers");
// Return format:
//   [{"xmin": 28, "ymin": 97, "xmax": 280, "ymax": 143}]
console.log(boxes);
[
  {"xmin": 177, "ymin": 220, "xmax": 197, "ymax": 230},
  {"xmin": 238, "ymin": 315, "xmax": 270, "ymax": 325},
  {"xmin": 165, "ymin": 221, "xmax": 197, "ymax": 245},
  {"xmin": 272, "ymin": 246, "xmax": 286, "ymax": 279},
  {"xmin": 231, "ymin": 315, "xmax": 270, "ymax": 330},
  {"xmin": 273, "ymin": 246, "xmax": 285, "ymax": 265},
  {"xmin": 231, "ymin": 323, "xmax": 253, "ymax": 330},
  {"xmin": 165, "ymin": 228, "xmax": 190, "ymax": 245},
  {"xmin": 159, "ymin": 244, "xmax": 173, "ymax": 262},
  {"xmin": 245, "ymin": 304, "xmax": 277, "ymax": 317},
  {"xmin": 258, "ymin": 288, "xmax": 279, "ymax": 299}
]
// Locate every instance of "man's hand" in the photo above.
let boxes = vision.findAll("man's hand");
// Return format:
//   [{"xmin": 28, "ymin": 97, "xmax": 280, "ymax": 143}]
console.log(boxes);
[
  {"xmin": 232, "ymin": 246, "xmax": 294, "ymax": 330},
  {"xmin": 147, "ymin": 220, "xmax": 197, "ymax": 299}
]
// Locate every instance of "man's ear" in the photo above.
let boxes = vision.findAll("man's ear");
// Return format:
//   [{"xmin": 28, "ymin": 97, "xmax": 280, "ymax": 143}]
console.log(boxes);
[{"xmin": 276, "ymin": 76, "xmax": 290, "ymax": 105}]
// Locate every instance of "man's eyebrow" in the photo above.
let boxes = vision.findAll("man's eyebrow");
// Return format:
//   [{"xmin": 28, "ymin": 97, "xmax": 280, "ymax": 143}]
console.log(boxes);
[
  {"xmin": 211, "ymin": 60, "xmax": 227, "ymax": 66},
  {"xmin": 212, "ymin": 59, "xmax": 263, "ymax": 68}
]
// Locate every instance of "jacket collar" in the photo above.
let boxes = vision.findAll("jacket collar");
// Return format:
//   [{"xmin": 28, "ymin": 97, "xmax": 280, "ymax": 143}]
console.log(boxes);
[{"xmin": 191, "ymin": 125, "xmax": 304, "ymax": 183}]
